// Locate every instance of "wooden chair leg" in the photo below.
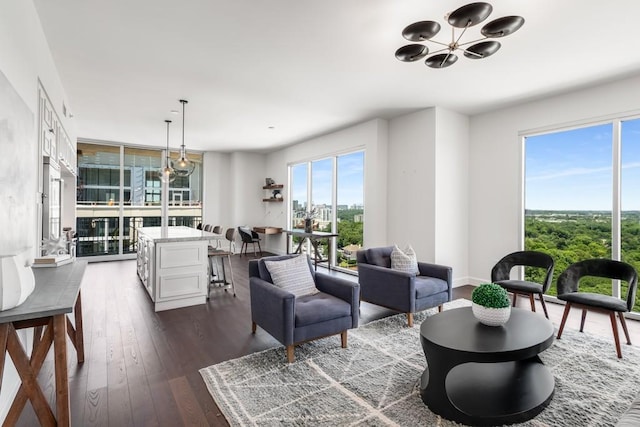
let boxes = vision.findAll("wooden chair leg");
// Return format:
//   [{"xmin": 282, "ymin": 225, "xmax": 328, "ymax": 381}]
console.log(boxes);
[
  {"xmin": 251, "ymin": 322, "xmax": 257, "ymax": 334},
  {"xmin": 286, "ymin": 345, "xmax": 295, "ymax": 363},
  {"xmin": 438, "ymin": 304, "xmax": 443, "ymax": 313},
  {"xmin": 340, "ymin": 331, "xmax": 347, "ymax": 348},
  {"xmin": 580, "ymin": 309, "xmax": 587, "ymax": 332},
  {"xmin": 557, "ymin": 303, "xmax": 572, "ymax": 339},
  {"xmin": 618, "ymin": 312, "xmax": 632, "ymax": 345},
  {"xmin": 539, "ymin": 294, "xmax": 550, "ymax": 319},
  {"xmin": 528, "ymin": 294, "xmax": 536, "ymax": 312},
  {"xmin": 406, "ymin": 313, "xmax": 414, "ymax": 328},
  {"xmin": 610, "ymin": 311, "xmax": 623, "ymax": 358}
]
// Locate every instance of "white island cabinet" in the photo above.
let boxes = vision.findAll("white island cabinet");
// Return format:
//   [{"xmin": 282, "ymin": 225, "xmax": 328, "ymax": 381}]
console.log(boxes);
[{"xmin": 136, "ymin": 226, "xmax": 222, "ymax": 311}]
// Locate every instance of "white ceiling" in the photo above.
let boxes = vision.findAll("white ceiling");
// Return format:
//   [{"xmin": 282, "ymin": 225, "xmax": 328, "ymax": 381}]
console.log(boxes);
[{"xmin": 33, "ymin": 0, "xmax": 640, "ymax": 153}]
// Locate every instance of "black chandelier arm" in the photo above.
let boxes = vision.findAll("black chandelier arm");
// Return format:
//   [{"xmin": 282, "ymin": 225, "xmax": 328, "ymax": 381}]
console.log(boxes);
[
  {"xmin": 440, "ymin": 52, "xmax": 453, "ymax": 67},
  {"xmin": 453, "ymin": 25, "xmax": 469, "ymax": 47},
  {"xmin": 457, "ymin": 36, "xmax": 489, "ymax": 48},
  {"xmin": 426, "ymin": 46, "xmax": 451, "ymax": 56},
  {"xmin": 427, "ymin": 39, "xmax": 452, "ymax": 49}
]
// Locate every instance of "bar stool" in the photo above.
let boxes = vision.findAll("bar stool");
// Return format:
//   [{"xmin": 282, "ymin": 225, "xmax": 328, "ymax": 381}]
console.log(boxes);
[{"xmin": 207, "ymin": 247, "xmax": 236, "ymax": 299}]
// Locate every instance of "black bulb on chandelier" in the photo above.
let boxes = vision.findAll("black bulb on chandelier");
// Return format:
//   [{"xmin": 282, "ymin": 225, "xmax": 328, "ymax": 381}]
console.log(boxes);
[{"xmin": 395, "ymin": 2, "xmax": 524, "ymax": 69}]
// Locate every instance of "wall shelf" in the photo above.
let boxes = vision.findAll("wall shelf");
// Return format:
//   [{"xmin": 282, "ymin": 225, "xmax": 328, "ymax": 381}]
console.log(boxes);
[{"xmin": 263, "ymin": 183, "xmax": 284, "ymax": 202}]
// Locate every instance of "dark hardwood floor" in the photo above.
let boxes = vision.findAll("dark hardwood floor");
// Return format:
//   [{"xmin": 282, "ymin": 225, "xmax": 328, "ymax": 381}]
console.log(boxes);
[{"xmin": 13, "ymin": 255, "xmax": 640, "ymax": 426}]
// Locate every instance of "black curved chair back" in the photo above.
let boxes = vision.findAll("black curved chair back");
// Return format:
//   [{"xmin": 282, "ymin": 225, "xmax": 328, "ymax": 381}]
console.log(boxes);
[
  {"xmin": 491, "ymin": 250, "xmax": 555, "ymax": 293},
  {"xmin": 557, "ymin": 259, "xmax": 638, "ymax": 312},
  {"xmin": 212, "ymin": 225, "xmax": 222, "ymax": 234},
  {"xmin": 238, "ymin": 226, "xmax": 253, "ymax": 243}
]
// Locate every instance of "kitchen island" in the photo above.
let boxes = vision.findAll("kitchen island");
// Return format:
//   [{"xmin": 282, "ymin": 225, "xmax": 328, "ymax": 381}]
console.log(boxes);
[{"xmin": 136, "ymin": 226, "xmax": 222, "ymax": 311}]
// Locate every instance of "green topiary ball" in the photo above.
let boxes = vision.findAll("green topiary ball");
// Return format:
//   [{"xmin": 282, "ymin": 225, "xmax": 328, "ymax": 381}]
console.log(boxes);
[{"xmin": 471, "ymin": 283, "xmax": 510, "ymax": 309}]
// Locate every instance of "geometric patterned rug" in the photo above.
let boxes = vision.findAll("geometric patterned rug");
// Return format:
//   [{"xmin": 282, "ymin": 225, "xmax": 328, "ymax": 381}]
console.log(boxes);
[{"xmin": 200, "ymin": 299, "xmax": 640, "ymax": 426}]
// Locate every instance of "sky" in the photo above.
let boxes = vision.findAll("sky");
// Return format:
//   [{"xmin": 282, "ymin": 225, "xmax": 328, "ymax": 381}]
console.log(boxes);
[
  {"xmin": 291, "ymin": 151, "xmax": 364, "ymax": 208},
  {"xmin": 525, "ymin": 118, "xmax": 640, "ymax": 211}
]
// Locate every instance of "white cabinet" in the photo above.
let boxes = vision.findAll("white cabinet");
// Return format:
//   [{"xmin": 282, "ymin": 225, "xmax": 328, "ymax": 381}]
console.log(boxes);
[
  {"xmin": 38, "ymin": 85, "xmax": 76, "ymax": 175},
  {"xmin": 136, "ymin": 235, "xmax": 154, "ymax": 297},
  {"xmin": 136, "ymin": 227, "xmax": 210, "ymax": 311}
]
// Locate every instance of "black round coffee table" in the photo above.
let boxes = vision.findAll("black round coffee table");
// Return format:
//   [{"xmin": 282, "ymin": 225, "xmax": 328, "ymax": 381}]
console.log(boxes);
[{"xmin": 419, "ymin": 307, "xmax": 555, "ymax": 426}]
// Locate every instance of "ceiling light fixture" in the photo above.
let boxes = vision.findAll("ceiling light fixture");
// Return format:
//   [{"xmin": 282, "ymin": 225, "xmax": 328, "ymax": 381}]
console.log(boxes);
[
  {"xmin": 171, "ymin": 99, "xmax": 196, "ymax": 177},
  {"xmin": 395, "ymin": 2, "xmax": 524, "ymax": 69},
  {"xmin": 158, "ymin": 119, "xmax": 176, "ymax": 183}
]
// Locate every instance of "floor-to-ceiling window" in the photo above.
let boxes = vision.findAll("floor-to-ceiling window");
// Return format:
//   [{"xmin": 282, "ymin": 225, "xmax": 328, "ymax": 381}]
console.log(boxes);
[
  {"xmin": 288, "ymin": 150, "xmax": 364, "ymax": 271},
  {"xmin": 524, "ymin": 118, "xmax": 640, "ymax": 313},
  {"xmin": 76, "ymin": 142, "xmax": 202, "ymax": 258},
  {"xmin": 336, "ymin": 151, "xmax": 364, "ymax": 270},
  {"xmin": 621, "ymin": 118, "xmax": 640, "ymax": 307}
]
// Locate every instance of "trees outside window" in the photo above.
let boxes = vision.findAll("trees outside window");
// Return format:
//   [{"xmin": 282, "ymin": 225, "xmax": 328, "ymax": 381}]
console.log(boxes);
[{"xmin": 524, "ymin": 118, "xmax": 640, "ymax": 312}]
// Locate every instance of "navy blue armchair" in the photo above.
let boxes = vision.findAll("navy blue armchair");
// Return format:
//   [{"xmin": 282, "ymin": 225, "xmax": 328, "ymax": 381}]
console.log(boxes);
[
  {"xmin": 249, "ymin": 255, "xmax": 360, "ymax": 363},
  {"xmin": 356, "ymin": 246, "xmax": 452, "ymax": 327}
]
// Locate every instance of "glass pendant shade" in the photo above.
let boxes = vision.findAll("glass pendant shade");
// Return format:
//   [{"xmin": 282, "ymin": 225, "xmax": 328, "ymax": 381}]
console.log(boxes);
[
  {"xmin": 159, "ymin": 165, "xmax": 176, "ymax": 183},
  {"xmin": 171, "ymin": 99, "xmax": 195, "ymax": 177},
  {"xmin": 171, "ymin": 148, "xmax": 195, "ymax": 177},
  {"xmin": 158, "ymin": 120, "xmax": 176, "ymax": 183}
]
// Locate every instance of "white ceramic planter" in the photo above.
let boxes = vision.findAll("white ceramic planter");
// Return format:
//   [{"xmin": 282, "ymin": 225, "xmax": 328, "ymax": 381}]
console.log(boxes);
[
  {"xmin": 0, "ymin": 254, "xmax": 35, "ymax": 311},
  {"xmin": 472, "ymin": 302, "xmax": 511, "ymax": 326}
]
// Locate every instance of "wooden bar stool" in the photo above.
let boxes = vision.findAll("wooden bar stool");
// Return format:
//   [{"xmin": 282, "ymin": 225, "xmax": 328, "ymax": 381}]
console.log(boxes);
[{"xmin": 207, "ymin": 248, "xmax": 236, "ymax": 299}]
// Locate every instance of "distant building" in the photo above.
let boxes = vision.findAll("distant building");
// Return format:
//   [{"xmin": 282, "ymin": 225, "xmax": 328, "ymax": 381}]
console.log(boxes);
[
  {"xmin": 353, "ymin": 214, "xmax": 363, "ymax": 223},
  {"xmin": 341, "ymin": 244, "xmax": 362, "ymax": 261}
]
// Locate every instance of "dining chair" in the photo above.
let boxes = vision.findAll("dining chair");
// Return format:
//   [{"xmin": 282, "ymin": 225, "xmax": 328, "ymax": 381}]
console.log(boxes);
[
  {"xmin": 491, "ymin": 250, "xmax": 555, "ymax": 319},
  {"xmin": 556, "ymin": 258, "xmax": 638, "ymax": 358}
]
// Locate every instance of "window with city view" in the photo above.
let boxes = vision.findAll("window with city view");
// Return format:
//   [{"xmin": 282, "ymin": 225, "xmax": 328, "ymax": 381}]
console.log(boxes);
[
  {"xmin": 76, "ymin": 142, "xmax": 202, "ymax": 258},
  {"xmin": 524, "ymin": 117, "xmax": 640, "ymax": 312},
  {"xmin": 289, "ymin": 151, "xmax": 364, "ymax": 271}
]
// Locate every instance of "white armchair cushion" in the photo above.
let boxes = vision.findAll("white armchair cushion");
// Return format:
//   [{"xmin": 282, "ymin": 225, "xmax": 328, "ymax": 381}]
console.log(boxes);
[
  {"xmin": 264, "ymin": 255, "xmax": 319, "ymax": 297},
  {"xmin": 390, "ymin": 245, "xmax": 419, "ymax": 276}
]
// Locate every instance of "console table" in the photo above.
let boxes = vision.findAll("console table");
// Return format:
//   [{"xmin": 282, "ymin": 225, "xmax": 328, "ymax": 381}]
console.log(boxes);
[
  {"xmin": 419, "ymin": 307, "xmax": 555, "ymax": 426},
  {"xmin": 0, "ymin": 260, "xmax": 86, "ymax": 427},
  {"xmin": 284, "ymin": 229, "xmax": 338, "ymax": 270}
]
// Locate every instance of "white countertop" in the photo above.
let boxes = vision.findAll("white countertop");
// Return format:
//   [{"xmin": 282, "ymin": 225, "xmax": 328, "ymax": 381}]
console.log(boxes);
[{"xmin": 138, "ymin": 226, "xmax": 222, "ymax": 243}]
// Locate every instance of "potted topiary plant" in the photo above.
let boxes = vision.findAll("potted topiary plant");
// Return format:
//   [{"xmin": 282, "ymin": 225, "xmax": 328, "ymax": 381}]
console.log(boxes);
[{"xmin": 471, "ymin": 283, "xmax": 511, "ymax": 326}]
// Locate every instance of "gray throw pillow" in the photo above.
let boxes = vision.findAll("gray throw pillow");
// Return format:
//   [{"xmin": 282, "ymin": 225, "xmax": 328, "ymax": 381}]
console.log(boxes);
[
  {"xmin": 264, "ymin": 255, "xmax": 319, "ymax": 297},
  {"xmin": 390, "ymin": 245, "xmax": 419, "ymax": 276}
]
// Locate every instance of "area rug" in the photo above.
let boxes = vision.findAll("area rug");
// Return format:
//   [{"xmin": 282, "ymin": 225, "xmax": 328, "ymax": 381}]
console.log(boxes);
[{"xmin": 199, "ymin": 299, "xmax": 640, "ymax": 426}]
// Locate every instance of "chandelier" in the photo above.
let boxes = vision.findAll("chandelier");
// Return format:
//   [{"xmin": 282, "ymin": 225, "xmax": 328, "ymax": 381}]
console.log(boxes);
[
  {"xmin": 171, "ymin": 99, "xmax": 196, "ymax": 177},
  {"xmin": 158, "ymin": 119, "xmax": 176, "ymax": 183},
  {"xmin": 395, "ymin": 2, "xmax": 524, "ymax": 69}
]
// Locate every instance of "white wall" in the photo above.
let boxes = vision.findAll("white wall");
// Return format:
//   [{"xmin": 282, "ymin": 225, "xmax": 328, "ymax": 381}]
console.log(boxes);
[
  {"xmin": 387, "ymin": 109, "xmax": 437, "ymax": 260},
  {"xmin": 386, "ymin": 107, "xmax": 469, "ymax": 284},
  {"xmin": 468, "ymin": 74, "xmax": 640, "ymax": 284},
  {"xmin": 0, "ymin": 0, "xmax": 75, "ymax": 421},
  {"xmin": 434, "ymin": 108, "xmax": 469, "ymax": 285},
  {"xmin": 203, "ymin": 151, "xmax": 266, "ymax": 251}
]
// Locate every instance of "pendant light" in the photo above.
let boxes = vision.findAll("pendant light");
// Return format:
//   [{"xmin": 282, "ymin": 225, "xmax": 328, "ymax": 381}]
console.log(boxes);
[
  {"xmin": 395, "ymin": 2, "xmax": 524, "ymax": 69},
  {"xmin": 158, "ymin": 119, "xmax": 176, "ymax": 183},
  {"xmin": 171, "ymin": 99, "xmax": 196, "ymax": 177}
]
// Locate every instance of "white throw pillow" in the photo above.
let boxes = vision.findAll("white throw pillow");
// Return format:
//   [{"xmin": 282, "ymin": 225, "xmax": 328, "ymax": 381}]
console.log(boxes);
[
  {"xmin": 264, "ymin": 255, "xmax": 319, "ymax": 297},
  {"xmin": 390, "ymin": 245, "xmax": 419, "ymax": 276}
]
